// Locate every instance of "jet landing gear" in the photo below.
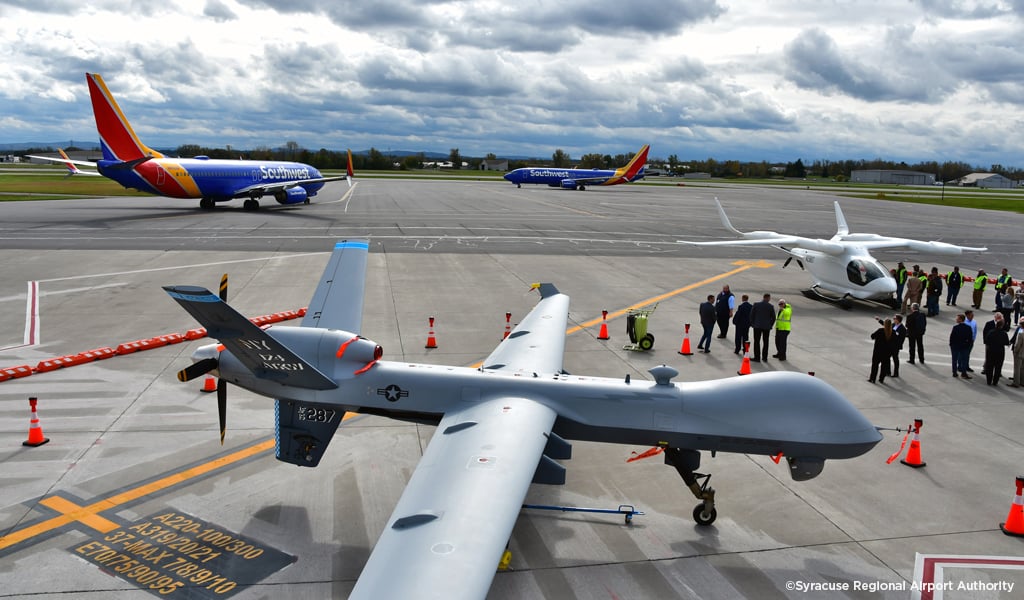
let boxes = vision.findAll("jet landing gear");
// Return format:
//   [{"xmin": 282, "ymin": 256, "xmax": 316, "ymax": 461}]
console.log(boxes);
[{"xmin": 665, "ymin": 448, "xmax": 717, "ymax": 526}]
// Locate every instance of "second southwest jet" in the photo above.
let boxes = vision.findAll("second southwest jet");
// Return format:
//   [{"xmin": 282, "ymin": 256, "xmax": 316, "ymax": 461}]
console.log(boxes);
[
  {"xmin": 502, "ymin": 144, "xmax": 649, "ymax": 190},
  {"xmin": 32, "ymin": 73, "xmax": 351, "ymax": 210}
]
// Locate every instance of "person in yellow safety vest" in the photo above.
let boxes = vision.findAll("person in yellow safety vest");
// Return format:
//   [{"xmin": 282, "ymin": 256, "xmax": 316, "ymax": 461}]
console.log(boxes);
[
  {"xmin": 773, "ymin": 299, "xmax": 792, "ymax": 361},
  {"xmin": 946, "ymin": 266, "xmax": 964, "ymax": 306},
  {"xmin": 895, "ymin": 262, "xmax": 908, "ymax": 305},
  {"xmin": 995, "ymin": 268, "xmax": 1012, "ymax": 312},
  {"xmin": 972, "ymin": 269, "xmax": 988, "ymax": 309}
]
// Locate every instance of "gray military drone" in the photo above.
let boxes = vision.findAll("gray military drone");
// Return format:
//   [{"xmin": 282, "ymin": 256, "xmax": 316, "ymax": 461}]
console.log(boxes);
[{"xmin": 164, "ymin": 239, "xmax": 882, "ymax": 600}]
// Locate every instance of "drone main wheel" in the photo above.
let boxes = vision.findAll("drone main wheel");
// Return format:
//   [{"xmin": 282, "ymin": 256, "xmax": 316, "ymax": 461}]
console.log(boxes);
[{"xmin": 693, "ymin": 504, "xmax": 717, "ymax": 526}]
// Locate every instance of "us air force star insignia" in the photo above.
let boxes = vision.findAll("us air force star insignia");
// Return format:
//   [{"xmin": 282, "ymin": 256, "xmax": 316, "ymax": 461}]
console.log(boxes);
[{"xmin": 377, "ymin": 384, "xmax": 408, "ymax": 402}]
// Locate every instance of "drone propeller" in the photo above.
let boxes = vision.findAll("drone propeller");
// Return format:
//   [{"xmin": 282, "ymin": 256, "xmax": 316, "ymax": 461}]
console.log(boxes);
[
  {"xmin": 176, "ymin": 272, "xmax": 231, "ymax": 444},
  {"xmin": 782, "ymin": 256, "xmax": 805, "ymax": 270},
  {"xmin": 217, "ymin": 378, "xmax": 227, "ymax": 444},
  {"xmin": 176, "ymin": 357, "xmax": 218, "ymax": 382}
]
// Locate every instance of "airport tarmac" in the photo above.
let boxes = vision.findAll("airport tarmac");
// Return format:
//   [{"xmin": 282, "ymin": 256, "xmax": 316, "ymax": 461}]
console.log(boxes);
[{"xmin": 1, "ymin": 180, "xmax": 1022, "ymax": 599}]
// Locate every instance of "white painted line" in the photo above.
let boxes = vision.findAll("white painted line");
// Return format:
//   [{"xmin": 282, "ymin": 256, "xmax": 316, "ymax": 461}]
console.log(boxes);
[
  {"xmin": 24, "ymin": 280, "xmax": 38, "ymax": 347},
  {"xmin": 912, "ymin": 553, "xmax": 1024, "ymax": 599}
]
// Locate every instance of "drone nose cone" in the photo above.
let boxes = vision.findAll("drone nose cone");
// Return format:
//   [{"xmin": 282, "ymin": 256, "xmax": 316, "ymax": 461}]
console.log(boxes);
[{"xmin": 191, "ymin": 343, "xmax": 220, "ymax": 363}]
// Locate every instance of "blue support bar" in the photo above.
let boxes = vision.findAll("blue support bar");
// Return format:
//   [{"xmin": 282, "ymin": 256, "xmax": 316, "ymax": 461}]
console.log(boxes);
[{"xmin": 522, "ymin": 503, "xmax": 644, "ymax": 524}]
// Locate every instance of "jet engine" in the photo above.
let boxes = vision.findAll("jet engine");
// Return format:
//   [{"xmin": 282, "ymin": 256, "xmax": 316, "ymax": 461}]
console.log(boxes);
[
  {"xmin": 275, "ymin": 186, "xmax": 308, "ymax": 204},
  {"xmin": 560, "ymin": 179, "xmax": 579, "ymax": 190}
]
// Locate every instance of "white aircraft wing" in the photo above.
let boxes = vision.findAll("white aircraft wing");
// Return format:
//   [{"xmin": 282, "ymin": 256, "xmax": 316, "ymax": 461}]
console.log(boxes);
[
  {"xmin": 479, "ymin": 283, "xmax": 569, "ymax": 375},
  {"xmin": 26, "ymin": 154, "xmax": 103, "ymax": 176},
  {"xmin": 352, "ymin": 281, "xmax": 570, "ymax": 598},
  {"xmin": 300, "ymin": 239, "xmax": 369, "ymax": 332},
  {"xmin": 679, "ymin": 236, "xmax": 847, "ymax": 255},
  {"xmin": 840, "ymin": 236, "xmax": 987, "ymax": 254},
  {"xmin": 26, "ymin": 154, "xmax": 95, "ymax": 167},
  {"xmin": 350, "ymin": 396, "xmax": 557, "ymax": 600}
]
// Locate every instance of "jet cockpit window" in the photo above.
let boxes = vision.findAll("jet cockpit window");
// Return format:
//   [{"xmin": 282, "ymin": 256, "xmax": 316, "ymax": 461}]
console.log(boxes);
[{"xmin": 847, "ymin": 259, "xmax": 887, "ymax": 286}]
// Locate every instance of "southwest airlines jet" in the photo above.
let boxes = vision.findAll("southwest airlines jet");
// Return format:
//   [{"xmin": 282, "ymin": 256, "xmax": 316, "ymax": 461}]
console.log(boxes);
[
  {"xmin": 31, "ymin": 73, "xmax": 351, "ymax": 210},
  {"xmin": 502, "ymin": 144, "xmax": 649, "ymax": 190}
]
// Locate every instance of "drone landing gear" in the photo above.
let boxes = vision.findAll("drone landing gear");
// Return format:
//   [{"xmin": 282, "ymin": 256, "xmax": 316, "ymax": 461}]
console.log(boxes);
[{"xmin": 664, "ymin": 448, "xmax": 717, "ymax": 526}]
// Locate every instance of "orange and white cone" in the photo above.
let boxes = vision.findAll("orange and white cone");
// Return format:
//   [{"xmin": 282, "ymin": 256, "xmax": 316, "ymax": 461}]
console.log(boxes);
[
  {"xmin": 503, "ymin": 312, "xmax": 512, "ymax": 340},
  {"xmin": 597, "ymin": 310, "xmax": 610, "ymax": 340},
  {"xmin": 201, "ymin": 376, "xmax": 217, "ymax": 393},
  {"xmin": 900, "ymin": 418, "xmax": 926, "ymax": 468},
  {"xmin": 1000, "ymin": 475, "xmax": 1024, "ymax": 537},
  {"xmin": 425, "ymin": 316, "xmax": 438, "ymax": 349},
  {"xmin": 23, "ymin": 397, "xmax": 50, "ymax": 447},
  {"xmin": 737, "ymin": 341, "xmax": 751, "ymax": 375},
  {"xmin": 678, "ymin": 323, "xmax": 693, "ymax": 356}
]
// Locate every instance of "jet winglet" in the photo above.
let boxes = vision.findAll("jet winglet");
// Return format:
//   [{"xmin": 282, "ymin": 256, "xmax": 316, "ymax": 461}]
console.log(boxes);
[
  {"xmin": 713, "ymin": 198, "xmax": 745, "ymax": 235},
  {"xmin": 833, "ymin": 202, "xmax": 850, "ymax": 236}
]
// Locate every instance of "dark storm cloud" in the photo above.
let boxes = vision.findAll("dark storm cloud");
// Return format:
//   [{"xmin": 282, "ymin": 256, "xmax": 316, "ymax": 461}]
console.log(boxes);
[
  {"xmin": 783, "ymin": 27, "xmax": 945, "ymax": 103},
  {"xmin": 913, "ymin": 0, "xmax": 1011, "ymax": 18},
  {"xmin": 237, "ymin": 0, "xmax": 434, "ymax": 28},
  {"xmin": 236, "ymin": 0, "xmax": 722, "ymax": 53},
  {"xmin": 204, "ymin": 0, "xmax": 237, "ymax": 22}
]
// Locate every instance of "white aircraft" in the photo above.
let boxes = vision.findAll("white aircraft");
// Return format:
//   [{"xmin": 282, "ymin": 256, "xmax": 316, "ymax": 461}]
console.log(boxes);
[{"xmin": 679, "ymin": 199, "xmax": 987, "ymax": 306}]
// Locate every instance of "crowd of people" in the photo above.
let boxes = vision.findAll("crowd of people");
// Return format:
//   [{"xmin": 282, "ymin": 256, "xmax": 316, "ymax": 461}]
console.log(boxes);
[
  {"xmin": 696, "ymin": 285, "xmax": 791, "ymax": 362},
  {"xmin": 694, "ymin": 264, "xmax": 1024, "ymax": 389},
  {"xmin": 885, "ymin": 263, "xmax": 1024, "ymax": 387}
]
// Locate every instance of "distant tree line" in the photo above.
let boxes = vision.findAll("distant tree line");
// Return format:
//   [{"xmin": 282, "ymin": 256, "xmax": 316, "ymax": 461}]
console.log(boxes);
[{"xmin": 18, "ymin": 144, "xmax": 1023, "ymax": 181}]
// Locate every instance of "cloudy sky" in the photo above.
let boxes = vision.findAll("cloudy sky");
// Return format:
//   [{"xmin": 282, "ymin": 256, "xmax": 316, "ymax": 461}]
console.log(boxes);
[{"xmin": 2, "ymin": 0, "xmax": 1023, "ymax": 166}]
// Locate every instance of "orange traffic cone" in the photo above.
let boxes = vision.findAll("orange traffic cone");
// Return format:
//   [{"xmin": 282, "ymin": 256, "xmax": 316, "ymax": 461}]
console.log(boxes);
[
  {"xmin": 1000, "ymin": 476, "xmax": 1024, "ymax": 537},
  {"xmin": 503, "ymin": 312, "xmax": 512, "ymax": 340},
  {"xmin": 201, "ymin": 376, "xmax": 217, "ymax": 393},
  {"xmin": 900, "ymin": 418, "xmax": 926, "ymax": 468},
  {"xmin": 737, "ymin": 341, "xmax": 751, "ymax": 375},
  {"xmin": 425, "ymin": 316, "xmax": 438, "ymax": 349},
  {"xmin": 22, "ymin": 397, "xmax": 50, "ymax": 447},
  {"xmin": 597, "ymin": 310, "xmax": 610, "ymax": 340},
  {"xmin": 678, "ymin": 323, "xmax": 693, "ymax": 355}
]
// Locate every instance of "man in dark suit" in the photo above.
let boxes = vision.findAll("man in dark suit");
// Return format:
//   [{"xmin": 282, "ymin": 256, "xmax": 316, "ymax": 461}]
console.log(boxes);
[
  {"xmin": 714, "ymin": 285, "xmax": 735, "ymax": 339},
  {"xmin": 732, "ymin": 294, "xmax": 752, "ymax": 354},
  {"xmin": 698, "ymin": 295, "xmax": 716, "ymax": 353},
  {"xmin": 749, "ymin": 293, "xmax": 775, "ymax": 362}
]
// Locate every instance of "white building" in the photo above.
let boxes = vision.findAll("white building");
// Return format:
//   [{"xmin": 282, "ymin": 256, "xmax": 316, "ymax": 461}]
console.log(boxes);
[{"xmin": 850, "ymin": 170, "xmax": 936, "ymax": 185}]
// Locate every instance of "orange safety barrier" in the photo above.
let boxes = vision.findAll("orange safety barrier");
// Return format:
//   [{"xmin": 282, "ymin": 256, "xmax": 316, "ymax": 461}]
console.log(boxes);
[
  {"xmin": 150, "ymin": 333, "xmax": 184, "ymax": 346},
  {"xmin": 115, "ymin": 338, "xmax": 158, "ymax": 355},
  {"xmin": 0, "ymin": 365, "xmax": 34, "ymax": 382},
  {"xmin": 77, "ymin": 347, "xmax": 115, "ymax": 362},
  {"xmin": 1, "ymin": 305, "xmax": 309, "ymax": 384},
  {"xmin": 35, "ymin": 354, "xmax": 89, "ymax": 372}
]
